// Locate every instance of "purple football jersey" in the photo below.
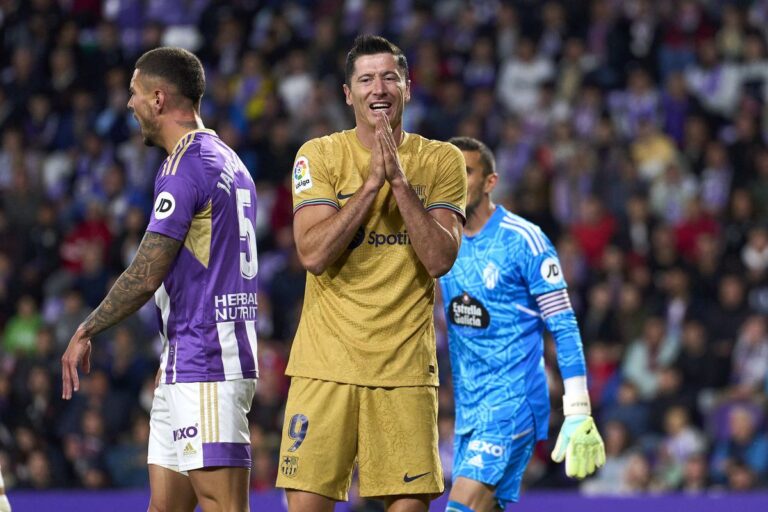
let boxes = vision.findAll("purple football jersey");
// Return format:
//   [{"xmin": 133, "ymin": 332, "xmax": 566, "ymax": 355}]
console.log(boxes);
[{"xmin": 147, "ymin": 129, "xmax": 259, "ymax": 383}]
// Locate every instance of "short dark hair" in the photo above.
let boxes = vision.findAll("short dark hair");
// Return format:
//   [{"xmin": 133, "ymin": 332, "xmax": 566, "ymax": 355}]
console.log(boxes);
[
  {"xmin": 345, "ymin": 35, "xmax": 408, "ymax": 84},
  {"xmin": 449, "ymin": 136, "xmax": 496, "ymax": 176},
  {"xmin": 135, "ymin": 47, "xmax": 205, "ymax": 110}
]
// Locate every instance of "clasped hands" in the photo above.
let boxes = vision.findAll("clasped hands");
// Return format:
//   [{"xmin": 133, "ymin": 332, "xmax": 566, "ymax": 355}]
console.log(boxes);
[{"xmin": 368, "ymin": 112, "xmax": 406, "ymax": 189}]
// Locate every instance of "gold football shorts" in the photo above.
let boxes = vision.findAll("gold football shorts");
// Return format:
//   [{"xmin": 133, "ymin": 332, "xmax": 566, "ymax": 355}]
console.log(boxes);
[{"xmin": 275, "ymin": 377, "xmax": 444, "ymax": 500}]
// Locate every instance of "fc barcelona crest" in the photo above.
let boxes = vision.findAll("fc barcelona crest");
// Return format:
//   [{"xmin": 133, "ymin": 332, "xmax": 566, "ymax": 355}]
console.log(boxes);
[{"xmin": 281, "ymin": 455, "xmax": 299, "ymax": 478}]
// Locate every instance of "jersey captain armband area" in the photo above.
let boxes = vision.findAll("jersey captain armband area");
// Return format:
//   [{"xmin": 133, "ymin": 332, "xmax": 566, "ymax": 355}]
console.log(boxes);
[{"xmin": 535, "ymin": 289, "xmax": 572, "ymax": 319}]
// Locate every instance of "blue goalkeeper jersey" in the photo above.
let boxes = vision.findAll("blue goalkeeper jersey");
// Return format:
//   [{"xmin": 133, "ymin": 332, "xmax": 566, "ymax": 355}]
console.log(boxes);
[{"xmin": 440, "ymin": 206, "xmax": 586, "ymax": 438}]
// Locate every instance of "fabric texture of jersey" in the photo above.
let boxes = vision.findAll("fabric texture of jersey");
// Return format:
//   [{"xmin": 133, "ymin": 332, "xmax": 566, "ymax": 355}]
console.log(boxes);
[
  {"xmin": 288, "ymin": 129, "xmax": 467, "ymax": 387},
  {"xmin": 147, "ymin": 129, "xmax": 259, "ymax": 384},
  {"xmin": 439, "ymin": 205, "xmax": 585, "ymax": 439}
]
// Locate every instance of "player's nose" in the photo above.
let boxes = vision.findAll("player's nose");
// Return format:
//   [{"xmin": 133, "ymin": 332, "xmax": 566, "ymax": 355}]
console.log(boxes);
[{"xmin": 372, "ymin": 75, "xmax": 387, "ymax": 95}]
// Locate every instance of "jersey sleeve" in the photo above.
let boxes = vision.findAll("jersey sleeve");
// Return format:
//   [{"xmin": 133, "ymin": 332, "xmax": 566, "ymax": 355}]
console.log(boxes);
[
  {"xmin": 292, "ymin": 139, "xmax": 338, "ymax": 214},
  {"xmin": 146, "ymin": 153, "xmax": 208, "ymax": 241},
  {"xmin": 425, "ymin": 143, "xmax": 466, "ymax": 221},
  {"xmin": 516, "ymin": 226, "xmax": 567, "ymax": 296},
  {"xmin": 515, "ymin": 227, "xmax": 587, "ymax": 379}
]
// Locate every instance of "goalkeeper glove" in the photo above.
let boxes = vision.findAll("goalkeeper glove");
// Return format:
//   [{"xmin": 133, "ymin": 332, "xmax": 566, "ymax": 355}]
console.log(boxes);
[{"xmin": 551, "ymin": 393, "xmax": 606, "ymax": 479}]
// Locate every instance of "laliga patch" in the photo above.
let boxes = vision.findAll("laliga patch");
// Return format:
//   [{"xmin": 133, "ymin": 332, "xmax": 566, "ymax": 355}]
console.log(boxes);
[
  {"xmin": 154, "ymin": 191, "xmax": 176, "ymax": 220},
  {"xmin": 293, "ymin": 156, "xmax": 313, "ymax": 193},
  {"xmin": 540, "ymin": 257, "xmax": 563, "ymax": 284}
]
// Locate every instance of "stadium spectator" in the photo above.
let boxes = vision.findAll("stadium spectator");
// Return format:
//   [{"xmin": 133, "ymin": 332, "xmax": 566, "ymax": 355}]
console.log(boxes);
[
  {"xmin": 569, "ymin": 196, "xmax": 617, "ymax": 270},
  {"xmin": 729, "ymin": 315, "xmax": 768, "ymax": 399},
  {"xmin": 601, "ymin": 381, "xmax": 649, "ymax": 440},
  {"xmin": 497, "ymin": 37, "xmax": 554, "ymax": 116},
  {"xmin": 679, "ymin": 451, "xmax": 711, "ymax": 493},
  {"xmin": 686, "ymin": 39, "xmax": 741, "ymax": 119},
  {"xmin": 622, "ymin": 316, "xmax": 680, "ymax": 400},
  {"xmin": 710, "ymin": 404, "xmax": 768, "ymax": 484},
  {"xmin": 648, "ymin": 367, "xmax": 699, "ymax": 434},
  {"xmin": 581, "ymin": 420, "xmax": 633, "ymax": 495},
  {"xmin": 105, "ymin": 412, "xmax": 150, "ymax": 488},
  {"xmin": 674, "ymin": 319, "xmax": 720, "ymax": 397},
  {"xmin": 649, "ymin": 162, "xmax": 698, "ymax": 225},
  {"xmin": 620, "ymin": 451, "xmax": 653, "ymax": 494},
  {"xmin": 48, "ymin": 289, "xmax": 88, "ymax": 351},
  {"xmin": 2, "ymin": 296, "xmax": 42, "ymax": 356},
  {"xmin": 655, "ymin": 405, "xmax": 706, "ymax": 489}
]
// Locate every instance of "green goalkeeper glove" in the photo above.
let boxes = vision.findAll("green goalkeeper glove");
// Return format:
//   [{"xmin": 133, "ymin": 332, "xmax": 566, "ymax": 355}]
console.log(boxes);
[{"xmin": 551, "ymin": 394, "xmax": 606, "ymax": 479}]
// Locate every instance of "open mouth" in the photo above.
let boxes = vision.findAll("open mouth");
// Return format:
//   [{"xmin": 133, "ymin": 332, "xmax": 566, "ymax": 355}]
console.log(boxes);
[{"xmin": 370, "ymin": 102, "xmax": 391, "ymax": 112}]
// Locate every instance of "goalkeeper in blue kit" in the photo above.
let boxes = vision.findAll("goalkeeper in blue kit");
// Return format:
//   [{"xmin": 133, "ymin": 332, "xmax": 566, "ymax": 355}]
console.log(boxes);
[{"xmin": 440, "ymin": 137, "xmax": 605, "ymax": 512}]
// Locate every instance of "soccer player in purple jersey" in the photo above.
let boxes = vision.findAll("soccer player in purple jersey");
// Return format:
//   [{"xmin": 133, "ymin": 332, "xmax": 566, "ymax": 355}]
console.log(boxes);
[
  {"xmin": 0, "ymin": 464, "xmax": 10, "ymax": 511},
  {"xmin": 61, "ymin": 47, "xmax": 258, "ymax": 512}
]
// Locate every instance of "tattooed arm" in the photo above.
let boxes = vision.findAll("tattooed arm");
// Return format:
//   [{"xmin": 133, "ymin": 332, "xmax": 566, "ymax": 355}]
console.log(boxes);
[
  {"xmin": 61, "ymin": 231, "xmax": 183, "ymax": 399},
  {"xmin": 81, "ymin": 231, "xmax": 182, "ymax": 336}
]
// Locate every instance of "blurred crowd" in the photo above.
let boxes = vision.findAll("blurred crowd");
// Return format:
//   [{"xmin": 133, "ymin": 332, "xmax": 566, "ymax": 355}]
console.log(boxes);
[{"xmin": 0, "ymin": 0, "xmax": 767, "ymax": 501}]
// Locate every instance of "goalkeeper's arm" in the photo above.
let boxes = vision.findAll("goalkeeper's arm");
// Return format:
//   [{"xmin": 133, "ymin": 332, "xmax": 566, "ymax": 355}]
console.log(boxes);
[{"xmin": 535, "ymin": 289, "xmax": 606, "ymax": 479}]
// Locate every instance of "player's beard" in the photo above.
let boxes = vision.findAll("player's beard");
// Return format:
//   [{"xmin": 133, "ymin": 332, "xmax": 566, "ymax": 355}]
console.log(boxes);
[
  {"xmin": 142, "ymin": 134, "xmax": 156, "ymax": 147},
  {"xmin": 142, "ymin": 127, "xmax": 160, "ymax": 147},
  {"xmin": 137, "ymin": 114, "xmax": 161, "ymax": 147},
  {"xmin": 466, "ymin": 198, "xmax": 481, "ymax": 219},
  {"xmin": 465, "ymin": 184, "xmax": 485, "ymax": 219}
]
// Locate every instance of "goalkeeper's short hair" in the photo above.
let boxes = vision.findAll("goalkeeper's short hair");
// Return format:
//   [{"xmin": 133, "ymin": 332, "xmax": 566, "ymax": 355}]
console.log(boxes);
[{"xmin": 448, "ymin": 136, "xmax": 496, "ymax": 177}]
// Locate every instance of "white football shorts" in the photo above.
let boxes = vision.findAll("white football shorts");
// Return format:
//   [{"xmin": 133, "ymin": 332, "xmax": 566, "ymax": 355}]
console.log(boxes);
[{"xmin": 148, "ymin": 379, "xmax": 257, "ymax": 472}]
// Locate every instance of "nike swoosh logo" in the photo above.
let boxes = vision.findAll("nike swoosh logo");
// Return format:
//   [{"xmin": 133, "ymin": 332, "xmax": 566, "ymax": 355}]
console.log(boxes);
[
  {"xmin": 337, "ymin": 191, "xmax": 354, "ymax": 200},
  {"xmin": 403, "ymin": 471, "xmax": 430, "ymax": 483},
  {"xmin": 511, "ymin": 427, "xmax": 534, "ymax": 440}
]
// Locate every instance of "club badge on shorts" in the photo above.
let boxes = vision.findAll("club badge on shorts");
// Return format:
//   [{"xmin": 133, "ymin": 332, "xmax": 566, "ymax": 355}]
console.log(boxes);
[{"xmin": 280, "ymin": 455, "xmax": 299, "ymax": 478}]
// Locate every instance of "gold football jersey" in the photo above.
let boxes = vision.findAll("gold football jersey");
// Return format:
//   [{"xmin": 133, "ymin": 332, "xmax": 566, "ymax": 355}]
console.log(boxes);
[{"xmin": 287, "ymin": 129, "xmax": 466, "ymax": 387}]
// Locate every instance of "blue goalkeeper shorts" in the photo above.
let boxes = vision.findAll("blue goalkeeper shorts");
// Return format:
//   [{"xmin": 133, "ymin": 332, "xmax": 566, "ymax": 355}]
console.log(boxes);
[{"xmin": 452, "ymin": 405, "xmax": 537, "ymax": 508}]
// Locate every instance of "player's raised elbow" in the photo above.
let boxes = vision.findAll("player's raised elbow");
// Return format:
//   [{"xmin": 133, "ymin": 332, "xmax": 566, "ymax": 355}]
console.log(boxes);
[
  {"xmin": 304, "ymin": 261, "xmax": 327, "ymax": 276},
  {"xmin": 296, "ymin": 250, "xmax": 328, "ymax": 276},
  {"xmin": 425, "ymin": 254, "xmax": 457, "ymax": 278},
  {"xmin": 427, "ymin": 264, "xmax": 451, "ymax": 278}
]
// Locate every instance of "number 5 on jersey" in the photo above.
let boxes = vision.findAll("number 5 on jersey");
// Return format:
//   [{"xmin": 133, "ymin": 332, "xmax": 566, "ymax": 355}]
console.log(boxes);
[{"xmin": 236, "ymin": 188, "xmax": 258, "ymax": 279}]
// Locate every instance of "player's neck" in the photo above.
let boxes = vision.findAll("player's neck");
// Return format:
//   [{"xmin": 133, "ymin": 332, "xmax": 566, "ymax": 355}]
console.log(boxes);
[
  {"xmin": 465, "ymin": 201, "xmax": 496, "ymax": 236},
  {"xmin": 161, "ymin": 114, "xmax": 206, "ymax": 154}
]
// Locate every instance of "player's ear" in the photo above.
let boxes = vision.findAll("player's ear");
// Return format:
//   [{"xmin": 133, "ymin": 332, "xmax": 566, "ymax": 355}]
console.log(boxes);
[
  {"xmin": 343, "ymin": 84, "xmax": 353, "ymax": 106},
  {"xmin": 484, "ymin": 173, "xmax": 498, "ymax": 194},
  {"xmin": 153, "ymin": 89, "xmax": 166, "ymax": 113},
  {"xmin": 404, "ymin": 79, "xmax": 411, "ymax": 103}
]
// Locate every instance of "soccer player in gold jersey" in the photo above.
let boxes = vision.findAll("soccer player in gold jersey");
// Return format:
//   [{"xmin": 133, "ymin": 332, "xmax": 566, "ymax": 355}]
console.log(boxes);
[{"xmin": 275, "ymin": 35, "xmax": 467, "ymax": 512}]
